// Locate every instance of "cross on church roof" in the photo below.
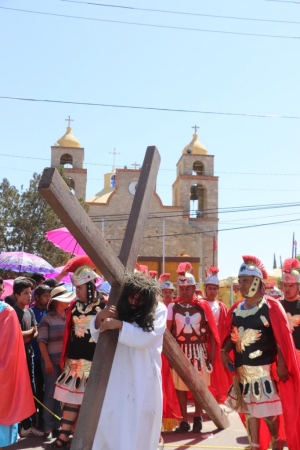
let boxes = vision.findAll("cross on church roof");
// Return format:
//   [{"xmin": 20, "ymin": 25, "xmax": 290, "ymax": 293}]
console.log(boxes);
[
  {"xmin": 65, "ymin": 115, "xmax": 74, "ymax": 127},
  {"xmin": 192, "ymin": 124, "xmax": 199, "ymax": 134},
  {"xmin": 131, "ymin": 162, "xmax": 140, "ymax": 170},
  {"xmin": 109, "ymin": 148, "xmax": 120, "ymax": 171}
]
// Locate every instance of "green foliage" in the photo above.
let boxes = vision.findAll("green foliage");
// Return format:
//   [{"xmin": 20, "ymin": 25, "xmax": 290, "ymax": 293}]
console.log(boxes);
[{"xmin": 0, "ymin": 168, "xmax": 89, "ymax": 271}]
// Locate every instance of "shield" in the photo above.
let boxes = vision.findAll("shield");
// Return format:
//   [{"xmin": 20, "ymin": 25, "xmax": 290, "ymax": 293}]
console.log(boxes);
[
  {"xmin": 45, "ymin": 227, "xmax": 86, "ymax": 256},
  {"xmin": 0, "ymin": 252, "xmax": 55, "ymax": 274}
]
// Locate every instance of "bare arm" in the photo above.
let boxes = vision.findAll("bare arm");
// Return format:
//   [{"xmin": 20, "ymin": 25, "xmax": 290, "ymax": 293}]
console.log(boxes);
[
  {"xmin": 38, "ymin": 341, "xmax": 54, "ymax": 375},
  {"xmin": 277, "ymin": 346, "xmax": 289, "ymax": 382},
  {"xmin": 220, "ymin": 336, "xmax": 235, "ymax": 369}
]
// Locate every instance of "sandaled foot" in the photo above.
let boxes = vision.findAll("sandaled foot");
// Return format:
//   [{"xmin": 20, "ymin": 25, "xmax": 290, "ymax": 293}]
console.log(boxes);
[
  {"xmin": 192, "ymin": 416, "xmax": 203, "ymax": 432},
  {"xmin": 42, "ymin": 437, "xmax": 70, "ymax": 448},
  {"xmin": 175, "ymin": 421, "xmax": 190, "ymax": 433}
]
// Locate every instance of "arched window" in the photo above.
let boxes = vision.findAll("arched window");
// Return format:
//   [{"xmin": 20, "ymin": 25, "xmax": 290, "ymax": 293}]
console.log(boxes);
[
  {"xmin": 60, "ymin": 153, "xmax": 73, "ymax": 168},
  {"xmin": 190, "ymin": 184, "xmax": 206, "ymax": 218},
  {"xmin": 192, "ymin": 161, "xmax": 204, "ymax": 176}
]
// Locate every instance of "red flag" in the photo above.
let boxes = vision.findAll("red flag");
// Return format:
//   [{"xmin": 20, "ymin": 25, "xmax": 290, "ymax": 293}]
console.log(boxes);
[{"xmin": 213, "ymin": 237, "xmax": 218, "ymax": 252}]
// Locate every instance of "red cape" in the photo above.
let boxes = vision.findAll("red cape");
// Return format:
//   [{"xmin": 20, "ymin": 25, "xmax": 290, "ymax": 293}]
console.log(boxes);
[
  {"xmin": 60, "ymin": 298, "xmax": 77, "ymax": 370},
  {"xmin": 0, "ymin": 303, "xmax": 35, "ymax": 425},
  {"xmin": 224, "ymin": 297, "xmax": 300, "ymax": 450},
  {"xmin": 205, "ymin": 300, "xmax": 232, "ymax": 403},
  {"xmin": 161, "ymin": 354, "xmax": 181, "ymax": 419}
]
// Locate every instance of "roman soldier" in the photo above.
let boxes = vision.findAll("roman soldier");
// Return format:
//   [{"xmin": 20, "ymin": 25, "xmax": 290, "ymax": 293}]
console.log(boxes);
[
  {"xmin": 221, "ymin": 255, "xmax": 300, "ymax": 450},
  {"xmin": 167, "ymin": 262, "xmax": 219, "ymax": 433},
  {"xmin": 159, "ymin": 273, "xmax": 174, "ymax": 307}
]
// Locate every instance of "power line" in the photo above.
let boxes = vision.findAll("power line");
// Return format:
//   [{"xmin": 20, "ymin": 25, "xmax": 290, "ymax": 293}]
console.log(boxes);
[
  {"xmin": 1, "ymin": 6, "xmax": 300, "ymax": 39},
  {"xmin": 60, "ymin": 0, "xmax": 300, "ymax": 25},
  {"xmin": 89, "ymin": 202, "xmax": 300, "ymax": 220},
  {"xmin": 106, "ymin": 217, "xmax": 300, "ymax": 241},
  {"xmin": 2, "ymin": 153, "xmax": 300, "ymax": 179},
  {"xmin": 1, "ymin": 96, "xmax": 300, "ymax": 120}
]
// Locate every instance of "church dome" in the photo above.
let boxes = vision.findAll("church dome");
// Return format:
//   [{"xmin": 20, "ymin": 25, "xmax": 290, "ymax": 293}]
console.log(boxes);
[
  {"xmin": 183, "ymin": 132, "xmax": 207, "ymax": 155},
  {"xmin": 56, "ymin": 126, "xmax": 81, "ymax": 148}
]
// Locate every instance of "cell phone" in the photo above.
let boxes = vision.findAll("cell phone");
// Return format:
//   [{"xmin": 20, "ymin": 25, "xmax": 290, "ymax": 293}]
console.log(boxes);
[{"xmin": 227, "ymin": 362, "xmax": 235, "ymax": 372}]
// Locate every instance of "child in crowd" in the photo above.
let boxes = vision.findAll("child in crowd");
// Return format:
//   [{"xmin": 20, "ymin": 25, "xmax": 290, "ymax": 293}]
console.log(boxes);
[
  {"xmin": 12, "ymin": 277, "xmax": 44, "ymax": 437},
  {"xmin": 38, "ymin": 286, "xmax": 76, "ymax": 437}
]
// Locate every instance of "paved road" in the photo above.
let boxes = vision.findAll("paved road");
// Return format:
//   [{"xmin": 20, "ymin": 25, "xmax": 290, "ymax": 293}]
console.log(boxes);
[{"xmin": 10, "ymin": 407, "xmax": 288, "ymax": 449}]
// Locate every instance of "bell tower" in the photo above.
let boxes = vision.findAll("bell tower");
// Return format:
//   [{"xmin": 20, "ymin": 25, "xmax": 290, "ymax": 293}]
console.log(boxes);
[
  {"xmin": 172, "ymin": 126, "xmax": 219, "ymax": 271},
  {"xmin": 51, "ymin": 117, "xmax": 87, "ymax": 200}
]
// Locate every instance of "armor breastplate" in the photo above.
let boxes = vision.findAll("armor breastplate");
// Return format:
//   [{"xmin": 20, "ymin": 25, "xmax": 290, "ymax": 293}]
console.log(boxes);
[
  {"xmin": 171, "ymin": 302, "xmax": 211, "ymax": 372},
  {"xmin": 231, "ymin": 298, "xmax": 277, "ymax": 368}
]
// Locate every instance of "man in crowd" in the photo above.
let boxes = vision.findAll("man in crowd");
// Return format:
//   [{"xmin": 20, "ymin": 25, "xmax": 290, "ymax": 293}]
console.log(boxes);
[
  {"xmin": 90, "ymin": 272, "xmax": 167, "ymax": 450},
  {"xmin": 204, "ymin": 266, "xmax": 231, "ymax": 404},
  {"xmin": 167, "ymin": 262, "xmax": 219, "ymax": 433},
  {"xmin": 281, "ymin": 258, "xmax": 300, "ymax": 362},
  {"xmin": 31, "ymin": 284, "xmax": 53, "ymax": 431},
  {"xmin": 44, "ymin": 256, "xmax": 115, "ymax": 449},
  {"xmin": 159, "ymin": 273, "xmax": 174, "ymax": 307},
  {"xmin": 221, "ymin": 255, "xmax": 300, "ymax": 450}
]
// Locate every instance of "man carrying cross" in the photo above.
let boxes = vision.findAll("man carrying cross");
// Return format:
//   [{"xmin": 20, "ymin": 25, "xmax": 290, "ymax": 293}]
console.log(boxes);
[{"xmin": 90, "ymin": 272, "xmax": 167, "ymax": 450}]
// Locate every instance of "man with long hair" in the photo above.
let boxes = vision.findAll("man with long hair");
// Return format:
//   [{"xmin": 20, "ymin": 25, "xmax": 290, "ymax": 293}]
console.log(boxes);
[{"xmin": 90, "ymin": 272, "xmax": 167, "ymax": 450}]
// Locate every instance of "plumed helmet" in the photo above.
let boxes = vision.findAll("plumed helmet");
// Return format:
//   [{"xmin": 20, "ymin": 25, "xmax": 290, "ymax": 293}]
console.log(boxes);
[
  {"xmin": 159, "ymin": 273, "xmax": 174, "ymax": 290},
  {"xmin": 176, "ymin": 262, "xmax": 196, "ymax": 286},
  {"xmin": 238, "ymin": 255, "xmax": 268, "ymax": 280},
  {"xmin": 70, "ymin": 265, "xmax": 98, "ymax": 287},
  {"xmin": 204, "ymin": 266, "xmax": 219, "ymax": 286},
  {"xmin": 282, "ymin": 258, "xmax": 300, "ymax": 283}
]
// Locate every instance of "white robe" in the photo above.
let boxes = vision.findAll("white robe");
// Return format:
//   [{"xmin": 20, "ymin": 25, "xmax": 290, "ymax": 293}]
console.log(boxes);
[{"xmin": 90, "ymin": 302, "xmax": 167, "ymax": 450}]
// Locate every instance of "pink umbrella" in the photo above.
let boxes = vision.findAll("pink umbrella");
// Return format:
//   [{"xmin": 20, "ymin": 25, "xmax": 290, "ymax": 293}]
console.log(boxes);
[
  {"xmin": 45, "ymin": 266, "xmax": 72, "ymax": 284},
  {"xmin": 45, "ymin": 227, "xmax": 86, "ymax": 256}
]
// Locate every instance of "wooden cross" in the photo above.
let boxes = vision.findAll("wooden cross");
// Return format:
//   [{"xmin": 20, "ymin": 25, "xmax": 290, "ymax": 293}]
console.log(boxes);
[
  {"xmin": 65, "ymin": 115, "xmax": 74, "ymax": 127},
  {"xmin": 39, "ymin": 146, "xmax": 229, "ymax": 450},
  {"xmin": 109, "ymin": 148, "xmax": 120, "ymax": 171},
  {"xmin": 192, "ymin": 124, "xmax": 199, "ymax": 134},
  {"xmin": 131, "ymin": 161, "xmax": 140, "ymax": 170}
]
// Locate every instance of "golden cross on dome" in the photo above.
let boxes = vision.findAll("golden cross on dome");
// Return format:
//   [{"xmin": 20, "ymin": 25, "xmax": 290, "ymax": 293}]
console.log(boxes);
[
  {"xmin": 65, "ymin": 116, "xmax": 74, "ymax": 127},
  {"xmin": 192, "ymin": 124, "xmax": 199, "ymax": 134}
]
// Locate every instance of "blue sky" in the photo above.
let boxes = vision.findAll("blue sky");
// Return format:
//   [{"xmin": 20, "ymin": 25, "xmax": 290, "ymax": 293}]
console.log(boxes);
[{"xmin": 1, "ymin": 0, "xmax": 300, "ymax": 278}]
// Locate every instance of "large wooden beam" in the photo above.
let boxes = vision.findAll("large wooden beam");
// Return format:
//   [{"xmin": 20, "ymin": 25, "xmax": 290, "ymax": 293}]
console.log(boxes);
[
  {"xmin": 39, "ymin": 168, "xmax": 124, "ymax": 285},
  {"xmin": 71, "ymin": 147, "xmax": 161, "ymax": 450},
  {"xmin": 163, "ymin": 330, "xmax": 230, "ymax": 429}
]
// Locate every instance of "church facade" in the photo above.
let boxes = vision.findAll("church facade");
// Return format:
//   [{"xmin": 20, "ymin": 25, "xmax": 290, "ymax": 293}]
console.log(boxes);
[{"xmin": 51, "ymin": 123, "xmax": 218, "ymax": 283}]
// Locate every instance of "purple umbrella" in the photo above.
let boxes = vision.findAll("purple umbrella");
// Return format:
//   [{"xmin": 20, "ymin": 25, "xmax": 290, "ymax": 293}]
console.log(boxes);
[
  {"xmin": 0, "ymin": 251, "xmax": 55, "ymax": 274},
  {"xmin": 45, "ymin": 227, "xmax": 86, "ymax": 256}
]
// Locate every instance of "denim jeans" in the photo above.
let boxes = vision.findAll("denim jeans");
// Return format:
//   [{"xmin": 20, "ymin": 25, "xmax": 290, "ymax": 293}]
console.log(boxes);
[{"xmin": 41, "ymin": 360, "xmax": 62, "ymax": 432}]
